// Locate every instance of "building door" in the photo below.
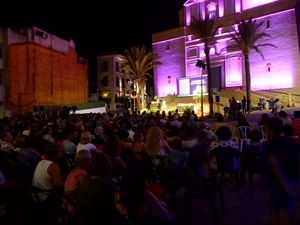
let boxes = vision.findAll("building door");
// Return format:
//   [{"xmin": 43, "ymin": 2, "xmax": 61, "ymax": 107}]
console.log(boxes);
[{"xmin": 211, "ymin": 66, "xmax": 221, "ymax": 91}]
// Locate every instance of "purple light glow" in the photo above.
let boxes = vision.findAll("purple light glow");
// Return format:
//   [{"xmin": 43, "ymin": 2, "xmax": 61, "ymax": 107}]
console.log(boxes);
[
  {"xmin": 242, "ymin": 0, "xmax": 278, "ymax": 10},
  {"xmin": 251, "ymin": 70, "xmax": 293, "ymax": 90}
]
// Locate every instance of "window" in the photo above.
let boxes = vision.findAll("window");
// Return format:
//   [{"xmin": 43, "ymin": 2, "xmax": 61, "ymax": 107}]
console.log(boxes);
[
  {"xmin": 116, "ymin": 76, "xmax": 120, "ymax": 87},
  {"xmin": 267, "ymin": 63, "xmax": 271, "ymax": 72},
  {"xmin": 121, "ymin": 78, "xmax": 125, "ymax": 88},
  {"xmin": 101, "ymin": 76, "xmax": 108, "ymax": 87},
  {"xmin": 188, "ymin": 47, "xmax": 198, "ymax": 58},
  {"xmin": 116, "ymin": 62, "xmax": 120, "ymax": 72},
  {"xmin": 102, "ymin": 61, "xmax": 108, "ymax": 72},
  {"xmin": 207, "ymin": 2, "xmax": 217, "ymax": 19},
  {"xmin": 267, "ymin": 20, "xmax": 270, "ymax": 29}
]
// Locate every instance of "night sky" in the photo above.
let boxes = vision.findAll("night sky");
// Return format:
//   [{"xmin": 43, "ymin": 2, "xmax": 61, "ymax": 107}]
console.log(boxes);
[{"xmin": 0, "ymin": 0, "xmax": 186, "ymax": 58}]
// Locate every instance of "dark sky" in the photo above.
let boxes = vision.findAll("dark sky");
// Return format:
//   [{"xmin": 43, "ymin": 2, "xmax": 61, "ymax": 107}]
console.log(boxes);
[{"xmin": 0, "ymin": 0, "xmax": 185, "ymax": 58}]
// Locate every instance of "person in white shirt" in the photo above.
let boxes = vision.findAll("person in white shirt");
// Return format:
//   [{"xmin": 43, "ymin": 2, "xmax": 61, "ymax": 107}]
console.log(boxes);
[
  {"xmin": 170, "ymin": 115, "xmax": 182, "ymax": 128},
  {"xmin": 272, "ymin": 98, "xmax": 284, "ymax": 116},
  {"xmin": 278, "ymin": 110, "xmax": 292, "ymax": 126},
  {"xmin": 76, "ymin": 130, "xmax": 98, "ymax": 154}
]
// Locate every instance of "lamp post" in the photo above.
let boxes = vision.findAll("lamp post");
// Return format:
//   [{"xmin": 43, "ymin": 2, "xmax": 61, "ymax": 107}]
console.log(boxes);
[{"xmin": 196, "ymin": 60, "xmax": 206, "ymax": 117}]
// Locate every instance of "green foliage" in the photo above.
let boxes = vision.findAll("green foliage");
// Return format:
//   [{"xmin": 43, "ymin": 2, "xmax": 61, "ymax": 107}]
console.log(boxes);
[{"xmin": 228, "ymin": 17, "xmax": 277, "ymax": 58}]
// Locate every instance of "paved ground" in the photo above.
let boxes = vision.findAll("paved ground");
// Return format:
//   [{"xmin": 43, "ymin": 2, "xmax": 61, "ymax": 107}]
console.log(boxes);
[{"xmin": 174, "ymin": 174, "xmax": 300, "ymax": 225}]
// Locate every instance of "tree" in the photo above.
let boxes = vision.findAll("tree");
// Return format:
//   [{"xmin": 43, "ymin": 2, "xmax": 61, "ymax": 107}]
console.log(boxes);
[
  {"xmin": 189, "ymin": 15, "xmax": 221, "ymax": 117},
  {"xmin": 121, "ymin": 46, "xmax": 161, "ymax": 111},
  {"xmin": 229, "ymin": 17, "xmax": 277, "ymax": 112}
]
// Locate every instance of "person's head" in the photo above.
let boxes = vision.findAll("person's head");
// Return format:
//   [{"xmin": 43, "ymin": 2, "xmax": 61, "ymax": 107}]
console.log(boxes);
[
  {"xmin": 133, "ymin": 129, "xmax": 145, "ymax": 143},
  {"xmin": 260, "ymin": 113, "xmax": 269, "ymax": 122},
  {"xmin": 216, "ymin": 113, "xmax": 225, "ymax": 122},
  {"xmin": 237, "ymin": 114, "xmax": 249, "ymax": 125},
  {"xmin": 75, "ymin": 150, "xmax": 92, "ymax": 170},
  {"xmin": 282, "ymin": 124, "xmax": 294, "ymax": 136},
  {"xmin": 145, "ymin": 126, "xmax": 164, "ymax": 156},
  {"xmin": 199, "ymin": 121, "xmax": 208, "ymax": 129},
  {"xmin": 278, "ymin": 110, "xmax": 288, "ymax": 118},
  {"xmin": 265, "ymin": 117, "xmax": 283, "ymax": 138},
  {"xmin": 102, "ymin": 137, "xmax": 121, "ymax": 158},
  {"xmin": 80, "ymin": 130, "xmax": 92, "ymax": 144},
  {"xmin": 67, "ymin": 129, "xmax": 79, "ymax": 143},
  {"xmin": 249, "ymin": 129, "xmax": 262, "ymax": 143},
  {"xmin": 117, "ymin": 129, "xmax": 129, "ymax": 140},
  {"xmin": 14, "ymin": 134, "xmax": 28, "ymax": 148},
  {"xmin": 44, "ymin": 142, "xmax": 61, "ymax": 161},
  {"xmin": 87, "ymin": 152, "xmax": 112, "ymax": 178},
  {"xmin": 171, "ymin": 137, "xmax": 182, "ymax": 151},
  {"xmin": 0, "ymin": 131, "xmax": 13, "ymax": 143},
  {"xmin": 216, "ymin": 126, "xmax": 232, "ymax": 141},
  {"xmin": 275, "ymin": 98, "xmax": 279, "ymax": 102},
  {"xmin": 197, "ymin": 130, "xmax": 208, "ymax": 141}
]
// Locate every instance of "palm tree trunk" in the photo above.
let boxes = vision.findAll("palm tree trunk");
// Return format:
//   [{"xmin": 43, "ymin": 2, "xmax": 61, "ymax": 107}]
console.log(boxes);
[
  {"xmin": 244, "ymin": 53, "xmax": 251, "ymax": 112},
  {"xmin": 141, "ymin": 82, "xmax": 145, "ymax": 110},
  {"xmin": 204, "ymin": 44, "xmax": 214, "ymax": 117},
  {"xmin": 136, "ymin": 80, "xmax": 141, "ymax": 111}
]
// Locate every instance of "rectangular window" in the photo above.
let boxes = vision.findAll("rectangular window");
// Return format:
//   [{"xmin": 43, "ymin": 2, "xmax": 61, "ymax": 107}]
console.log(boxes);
[
  {"xmin": 102, "ymin": 61, "xmax": 108, "ymax": 72},
  {"xmin": 116, "ymin": 76, "xmax": 120, "ymax": 87},
  {"xmin": 116, "ymin": 62, "xmax": 120, "ymax": 72},
  {"xmin": 188, "ymin": 47, "xmax": 198, "ymax": 58},
  {"xmin": 101, "ymin": 76, "xmax": 108, "ymax": 87},
  {"xmin": 267, "ymin": 20, "xmax": 270, "ymax": 29}
]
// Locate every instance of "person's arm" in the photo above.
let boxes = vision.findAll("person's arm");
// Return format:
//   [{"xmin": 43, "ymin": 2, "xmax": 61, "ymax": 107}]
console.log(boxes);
[
  {"xmin": 161, "ymin": 139, "xmax": 174, "ymax": 154},
  {"xmin": 115, "ymin": 156, "xmax": 127, "ymax": 170},
  {"xmin": 268, "ymin": 155, "xmax": 294, "ymax": 194},
  {"xmin": 48, "ymin": 162, "xmax": 64, "ymax": 189},
  {"xmin": 145, "ymin": 190, "xmax": 171, "ymax": 220}
]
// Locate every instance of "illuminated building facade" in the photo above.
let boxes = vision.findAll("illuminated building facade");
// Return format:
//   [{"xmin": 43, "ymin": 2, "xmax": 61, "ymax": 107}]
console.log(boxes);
[
  {"xmin": 0, "ymin": 27, "xmax": 88, "ymax": 117},
  {"xmin": 97, "ymin": 53, "xmax": 133, "ymax": 111},
  {"xmin": 152, "ymin": 0, "xmax": 300, "ymax": 104}
]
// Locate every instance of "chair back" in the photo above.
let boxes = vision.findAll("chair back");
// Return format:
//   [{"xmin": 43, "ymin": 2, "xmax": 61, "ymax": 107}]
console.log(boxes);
[
  {"xmin": 257, "ymin": 125, "xmax": 267, "ymax": 140},
  {"xmin": 210, "ymin": 146, "xmax": 240, "ymax": 193},
  {"xmin": 238, "ymin": 126, "xmax": 252, "ymax": 139},
  {"xmin": 211, "ymin": 146, "xmax": 240, "ymax": 173}
]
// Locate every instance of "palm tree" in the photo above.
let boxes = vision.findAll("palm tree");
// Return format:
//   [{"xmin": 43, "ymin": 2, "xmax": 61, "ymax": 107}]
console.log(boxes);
[
  {"xmin": 189, "ymin": 15, "xmax": 221, "ymax": 117},
  {"xmin": 121, "ymin": 45, "xmax": 161, "ymax": 111},
  {"xmin": 229, "ymin": 17, "xmax": 277, "ymax": 112}
]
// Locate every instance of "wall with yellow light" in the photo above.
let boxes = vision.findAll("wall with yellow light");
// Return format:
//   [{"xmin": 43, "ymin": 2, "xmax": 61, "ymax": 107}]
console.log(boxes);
[{"xmin": 7, "ymin": 43, "xmax": 88, "ymax": 112}]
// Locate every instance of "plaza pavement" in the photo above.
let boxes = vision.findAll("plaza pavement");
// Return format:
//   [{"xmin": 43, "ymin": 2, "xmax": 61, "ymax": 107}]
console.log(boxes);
[
  {"xmin": 175, "ymin": 106, "xmax": 300, "ymax": 225},
  {"xmin": 174, "ymin": 174, "xmax": 300, "ymax": 225}
]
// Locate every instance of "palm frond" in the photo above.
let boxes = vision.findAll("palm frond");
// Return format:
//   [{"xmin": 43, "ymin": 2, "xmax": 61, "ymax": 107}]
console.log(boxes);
[{"xmin": 190, "ymin": 15, "xmax": 220, "ymax": 43}]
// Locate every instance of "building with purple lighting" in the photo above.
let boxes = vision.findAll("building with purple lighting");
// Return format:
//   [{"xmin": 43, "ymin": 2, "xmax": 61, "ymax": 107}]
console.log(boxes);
[{"xmin": 152, "ymin": 0, "xmax": 300, "ymax": 109}]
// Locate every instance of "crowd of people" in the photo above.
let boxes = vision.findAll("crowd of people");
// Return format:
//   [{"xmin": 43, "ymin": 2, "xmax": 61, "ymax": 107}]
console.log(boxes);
[{"xmin": 0, "ymin": 105, "xmax": 299, "ymax": 225}]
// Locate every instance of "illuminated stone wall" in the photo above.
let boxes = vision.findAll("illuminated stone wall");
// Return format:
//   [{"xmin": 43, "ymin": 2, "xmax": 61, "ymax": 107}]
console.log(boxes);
[
  {"xmin": 152, "ymin": 0, "xmax": 300, "ymax": 98},
  {"xmin": 250, "ymin": 10, "xmax": 300, "ymax": 91},
  {"xmin": 7, "ymin": 43, "xmax": 88, "ymax": 112},
  {"xmin": 153, "ymin": 36, "xmax": 186, "ymax": 97}
]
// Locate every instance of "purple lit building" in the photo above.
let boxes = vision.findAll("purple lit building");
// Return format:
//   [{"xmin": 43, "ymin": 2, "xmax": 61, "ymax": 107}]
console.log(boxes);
[{"xmin": 152, "ymin": 0, "xmax": 300, "ymax": 109}]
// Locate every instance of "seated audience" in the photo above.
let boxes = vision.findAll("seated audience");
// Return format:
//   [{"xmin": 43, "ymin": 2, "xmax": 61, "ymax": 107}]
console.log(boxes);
[
  {"xmin": 76, "ymin": 152, "xmax": 122, "ymax": 225},
  {"xmin": 115, "ymin": 163, "xmax": 172, "ymax": 225}
]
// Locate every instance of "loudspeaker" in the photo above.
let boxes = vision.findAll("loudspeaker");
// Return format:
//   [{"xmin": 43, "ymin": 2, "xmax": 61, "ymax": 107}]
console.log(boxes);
[
  {"xmin": 294, "ymin": 111, "xmax": 300, "ymax": 118},
  {"xmin": 215, "ymin": 96, "xmax": 220, "ymax": 103}
]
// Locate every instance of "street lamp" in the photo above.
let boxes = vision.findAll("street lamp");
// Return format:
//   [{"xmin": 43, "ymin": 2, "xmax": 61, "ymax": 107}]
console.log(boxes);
[{"xmin": 195, "ymin": 60, "xmax": 206, "ymax": 117}]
